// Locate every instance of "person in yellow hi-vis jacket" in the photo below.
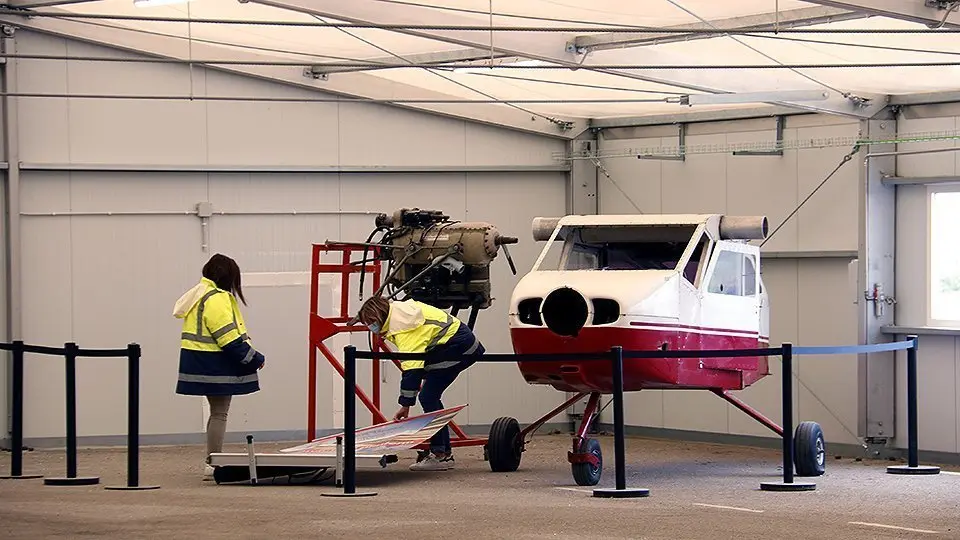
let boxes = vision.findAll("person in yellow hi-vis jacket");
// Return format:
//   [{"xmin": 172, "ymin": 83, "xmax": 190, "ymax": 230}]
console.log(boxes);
[
  {"xmin": 357, "ymin": 296, "xmax": 484, "ymax": 472},
  {"xmin": 173, "ymin": 253, "xmax": 265, "ymax": 480}
]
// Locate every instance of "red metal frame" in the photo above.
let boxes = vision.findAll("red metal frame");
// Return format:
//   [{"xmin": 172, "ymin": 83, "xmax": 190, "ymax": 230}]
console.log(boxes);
[{"xmin": 307, "ymin": 242, "xmax": 486, "ymax": 451}]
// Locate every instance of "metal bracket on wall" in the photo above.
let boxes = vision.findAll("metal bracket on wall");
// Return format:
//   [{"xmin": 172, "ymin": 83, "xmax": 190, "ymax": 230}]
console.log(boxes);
[
  {"xmin": 196, "ymin": 202, "xmax": 213, "ymax": 252},
  {"xmin": 638, "ymin": 123, "xmax": 685, "ymax": 162},
  {"xmin": 732, "ymin": 116, "xmax": 785, "ymax": 157}
]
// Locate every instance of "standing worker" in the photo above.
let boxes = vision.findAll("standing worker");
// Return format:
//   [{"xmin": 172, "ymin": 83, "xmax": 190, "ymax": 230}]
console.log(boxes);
[
  {"xmin": 174, "ymin": 253, "xmax": 266, "ymax": 481},
  {"xmin": 356, "ymin": 296, "xmax": 484, "ymax": 471}
]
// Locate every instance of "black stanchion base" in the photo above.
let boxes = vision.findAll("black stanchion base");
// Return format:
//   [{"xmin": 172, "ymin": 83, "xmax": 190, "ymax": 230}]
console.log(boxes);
[
  {"xmin": 592, "ymin": 487, "xmax": 651, "ymax": 498},
  {"xmin": 886, "ymin": 465, "xmax": 941, "ymax": 475},
  {"xmin": 104, "ymin": 484, "xmax": 161, "ymax": 491},
  {"xmin": 760, "ymin": 481, "xmax": 816, "ymax": 492},
  {"xmin": 321, "ymin": 491, "xmax": 378, "ymax": 498},
  {"xmin": 43, "ymin": 476, "xmax": 100, "ymax": 486},
  {"xmin": 0, "ymin": 474, "xmax": 43, "ymax": 480}
]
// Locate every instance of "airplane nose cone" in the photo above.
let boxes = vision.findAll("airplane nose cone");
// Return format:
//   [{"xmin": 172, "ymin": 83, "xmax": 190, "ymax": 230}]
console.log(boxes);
[{"xmin": 542, "ymin": 287, "xmax": 588, "ymax": 337}]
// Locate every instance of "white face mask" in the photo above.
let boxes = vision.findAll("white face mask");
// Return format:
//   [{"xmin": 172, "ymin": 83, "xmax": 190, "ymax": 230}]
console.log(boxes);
[{"xmin": 367, "ymin": 322, "xmax": 381, "ymax": 334}]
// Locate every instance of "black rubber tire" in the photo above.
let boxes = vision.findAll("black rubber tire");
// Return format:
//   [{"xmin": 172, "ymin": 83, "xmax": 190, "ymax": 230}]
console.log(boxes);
[
  {"xmin": 488, "ymin": 417, "xmax": 523, "ymax": 472},
  {"xmin": 571, "ymin": 438, "xmax": 603, "ymax": 486},
  {"xmin": 794, "ymin": 421, "xmax": 826, "ymax": 477}
]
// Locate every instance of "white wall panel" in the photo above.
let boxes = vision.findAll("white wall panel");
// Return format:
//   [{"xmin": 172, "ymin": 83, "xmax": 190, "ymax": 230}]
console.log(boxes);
[
  {"xmin": 20, "ymin": 217, "xmax": 73, "ymax": 439},
  {"xmin": 19, "ymin": 172, "xmax": 70, "ymax": 213},
  {"xmin": 795, "ymin": 123, "xmax": 860, "ymax": 252},
  {"xmin": 69, "ymin": 217, "xmax": 205, "ymax": 437},
  {"xmin": 15, "ymin": 32, "xmax": 70, "ymax": 164},
  {"xmin": 796, "ymin": 259, "xmax": 859, "ymax": 445},
  {"xmin": 464, "ymin": 123, "xmax": 565, "ymax": 167},
  {"xmin": 661, "ymin": 134, "xmax": 728, "ymax": 214},
  {"xmin": 337, "ymin": 104, "xmax": 467, "ymax": 167},
  {"xmin": 597, "ymin": 136, "xmax": 662, "ymax": 215},
  {"xmin": 895, "ymin": 184, "xmax": 928, "ymax": 327},
  {"xmin": 204, "ymin": 72, "xmax": 340, "ymax": 167}
]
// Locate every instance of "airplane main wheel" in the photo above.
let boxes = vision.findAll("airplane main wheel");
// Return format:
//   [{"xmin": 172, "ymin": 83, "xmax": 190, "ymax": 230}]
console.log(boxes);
[
  {"xmin": 488, "ymin": 417, "xmax": 523, "ymax": 472},
  {"xmin": 794, "ymin": 421, "xmax": 826, "ymax": 477},
  {"xmin": 572, "ymin": 438, "xmax": 603, "ymax": 486}
]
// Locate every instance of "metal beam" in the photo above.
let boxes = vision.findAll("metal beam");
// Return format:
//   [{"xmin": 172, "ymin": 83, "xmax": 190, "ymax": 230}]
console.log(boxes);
[
  {"xmin": 18, "ymin": 163, "xmax": 571, "ymax": 173},
  {"xmin": 0, "ymin": 12, "xmax": 584, "ymax": 138},
  {"xmin": 881, "ymin": 174, "xmax": 960, "ymax": 186},
  {"xmin": 311, "ymin": 47, "xmax": 512, "ymax": 75},
  {"xmin": 2, "ymin": 26, "xmax": 20, "ymax": 441},
  {"xmin": 801, "ymin": 0, "xmax": 960, "ymax": 28},
  {"xmin": 590, "ymin": 105, "xmax": 814, "ymax": 129},
  {"xmin": 575, "ymin": 6, "xmax": 869, "ymax": 52},
  {"xmin": 3, "ymin": 0, "xmax": 100, "ymax": 7},
  {"xmin": 243, "ymin": 0, "xmax": 886, "ymax": 119},
  {"xmin": 857, "ymin": 118, "xmax": 898, "ymax": 447}
]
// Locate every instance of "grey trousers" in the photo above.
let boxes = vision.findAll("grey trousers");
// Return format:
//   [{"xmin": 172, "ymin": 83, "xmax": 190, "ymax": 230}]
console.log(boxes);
[{"xmin": 206, "ymin": 395, "xmax": 232, "ymax": 458}]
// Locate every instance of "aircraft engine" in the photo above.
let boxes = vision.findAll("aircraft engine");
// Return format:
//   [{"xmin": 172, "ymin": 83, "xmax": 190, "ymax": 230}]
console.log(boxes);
[{"xmin": 366, "ymin": 208, "xmax": 519, "ymax": 310}]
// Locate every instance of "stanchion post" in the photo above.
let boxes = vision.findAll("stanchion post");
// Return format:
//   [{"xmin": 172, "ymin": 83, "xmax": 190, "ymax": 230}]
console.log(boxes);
[
  {"xmin": 106, "ymin": 343, "xmax": 160, "ymax": 490},
  {"xmin": 323, "ymin": 345, "xmax": 376, "ymax": 497},
  {"xmin": 45, "ymin": 343, "xmax": 99, "ymax": 486},
  {"xmin": 761, "ymin": 343, "xmax": 815, "ymax": 491},
  {"xmin": 593, "ymin": 346, "xmax": 649, "ymax": 499},
  {"xmin": 1, "ymin": 340, "xmax": 42, "ymax": 480},
  {"xmin": 888, "ymin": 335, "xmax": 940, "ymax": 475}
]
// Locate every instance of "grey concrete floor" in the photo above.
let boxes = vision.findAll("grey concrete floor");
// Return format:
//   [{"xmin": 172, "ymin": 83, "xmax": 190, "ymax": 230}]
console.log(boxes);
[{"xmin": 2, "ymin": 434, "xmax": 959, "ymax": 539}]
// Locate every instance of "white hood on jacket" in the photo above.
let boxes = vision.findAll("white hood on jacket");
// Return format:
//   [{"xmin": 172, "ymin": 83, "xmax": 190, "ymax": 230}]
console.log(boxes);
[{"xmin": 173, "ymin": 281, "xmax": 209, "ymax": 319}]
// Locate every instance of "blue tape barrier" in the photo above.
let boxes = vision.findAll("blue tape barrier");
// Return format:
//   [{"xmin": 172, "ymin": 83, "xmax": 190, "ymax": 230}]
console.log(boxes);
[{"xmin": 793, "ymin": 340, "xmax": 915, "ymax": 356}]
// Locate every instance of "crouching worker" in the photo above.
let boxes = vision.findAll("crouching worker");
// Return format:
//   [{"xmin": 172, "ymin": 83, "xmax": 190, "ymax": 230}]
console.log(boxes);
[{"xmin": 356, "ymin": 296, "xmax": 484, "ymax": 471}]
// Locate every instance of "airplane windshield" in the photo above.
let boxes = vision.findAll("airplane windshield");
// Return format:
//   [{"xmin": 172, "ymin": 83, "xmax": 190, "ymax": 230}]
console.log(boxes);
[
  {"xmin": 538, "ymin": 224, "xmax": 699, "ymax": 272},
  {"xmin": 563, "ymin": 241, "xmax": 689, "ymax": 271}
]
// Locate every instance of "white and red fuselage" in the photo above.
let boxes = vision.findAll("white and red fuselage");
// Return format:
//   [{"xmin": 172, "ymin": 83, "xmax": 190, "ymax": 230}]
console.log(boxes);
[{"xmin": 508, "ymin": 214, "xmax": 771, "ymax": 393}]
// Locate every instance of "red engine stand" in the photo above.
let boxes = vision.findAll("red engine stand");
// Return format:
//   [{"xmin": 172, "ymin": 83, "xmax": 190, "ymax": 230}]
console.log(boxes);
[{"xmin": 307, "ymin": 242, "xmax": 487, "ymax": 452}]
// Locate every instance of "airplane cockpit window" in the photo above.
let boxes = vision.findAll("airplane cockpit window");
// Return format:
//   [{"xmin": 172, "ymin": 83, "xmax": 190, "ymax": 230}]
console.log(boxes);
[
  {"xmin": 552, "ymin": 224, "xmax": 699, "ymax": 272},
  {"xmin": 707, "ymin": 250, "xmax": 758, "ymax": 297},
  {"xmin": 563, "ymin": 241, "xmax": 689, "ymax": 271}
]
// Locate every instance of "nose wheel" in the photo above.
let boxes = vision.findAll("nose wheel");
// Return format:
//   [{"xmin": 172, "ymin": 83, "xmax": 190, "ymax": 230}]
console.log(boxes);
[
  {"xmin": 486, "ymin": 416, "xmax": 523, "ymax": 472},
  {"xmin": 794, "ymin": 421, "xmax": 826, "ymax": 477}
]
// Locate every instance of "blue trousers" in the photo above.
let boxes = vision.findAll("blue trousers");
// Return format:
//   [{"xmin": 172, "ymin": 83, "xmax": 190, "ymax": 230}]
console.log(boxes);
[{"xmin": 418, "ymin": 360, "xmax": 474, "ymax": 454}]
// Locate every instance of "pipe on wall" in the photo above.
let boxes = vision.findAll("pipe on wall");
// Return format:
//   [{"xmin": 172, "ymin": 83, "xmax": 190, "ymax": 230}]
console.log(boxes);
[{"xmin": 2, "ymin": 28, "xmax": 20, "ymax": 439}]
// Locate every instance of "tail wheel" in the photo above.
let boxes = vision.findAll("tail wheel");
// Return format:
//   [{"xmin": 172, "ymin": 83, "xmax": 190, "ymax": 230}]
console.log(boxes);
[
  {"xmin": 487, "ymin": 417, "xmax": 523, "ymax": 472},
  {"xmin": 794, "ymin": 421, "xmax": 826, "ymax": 477},
  {"xmin": 571, "ymin": 438, "xmax": 603, "ymax": 486}
]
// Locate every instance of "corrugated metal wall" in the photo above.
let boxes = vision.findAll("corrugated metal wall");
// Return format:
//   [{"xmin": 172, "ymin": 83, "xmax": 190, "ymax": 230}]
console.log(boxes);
[
  {"xmin": 13, "ymin": 30, "xmax": 570, "ymax": 444},
  {"xmin": 894, "ymin": 111, "xmax": 960, "ymax": 455},
  {"xmin": 595, "ymin": 115, "xmax": 862, "ymax": 446}
]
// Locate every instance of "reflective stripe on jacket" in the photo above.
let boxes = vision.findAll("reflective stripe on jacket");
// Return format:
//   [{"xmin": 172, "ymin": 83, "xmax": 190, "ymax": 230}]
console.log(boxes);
[{"xmin": 174, "ymin": 277, "xmax": 264, "ymax": 396}]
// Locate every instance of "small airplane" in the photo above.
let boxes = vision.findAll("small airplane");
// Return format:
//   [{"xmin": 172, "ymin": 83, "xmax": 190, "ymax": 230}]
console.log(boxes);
[{"xmin": 484, "ymin": 213, "xmax": 826, "ymax": 486}]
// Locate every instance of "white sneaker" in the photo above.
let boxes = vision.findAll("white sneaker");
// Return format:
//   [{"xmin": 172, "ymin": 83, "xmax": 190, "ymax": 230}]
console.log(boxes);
[
  {"xmin": 203, "ymin": 464, "xmax": 215, "ymax": 481},
  {"xmin": 409, "ymin": 454, "xmax": 453, "ymax": 471}
]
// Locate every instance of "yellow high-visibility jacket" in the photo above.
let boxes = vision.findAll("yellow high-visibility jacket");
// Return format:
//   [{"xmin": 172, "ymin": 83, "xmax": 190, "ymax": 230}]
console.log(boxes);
[
  {"xmin": 381, "ymin": 300, "xmax": 470, "ymax": 406},
  {"xmin": 174, "ymin": 277, "xmax": 265, "ymax": 396}
]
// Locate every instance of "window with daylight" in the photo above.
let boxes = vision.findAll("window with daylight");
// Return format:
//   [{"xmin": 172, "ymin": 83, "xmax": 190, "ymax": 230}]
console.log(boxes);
[{"xmin": 929, "ymin": 188, "xmax": 960, "ymax": 325}]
